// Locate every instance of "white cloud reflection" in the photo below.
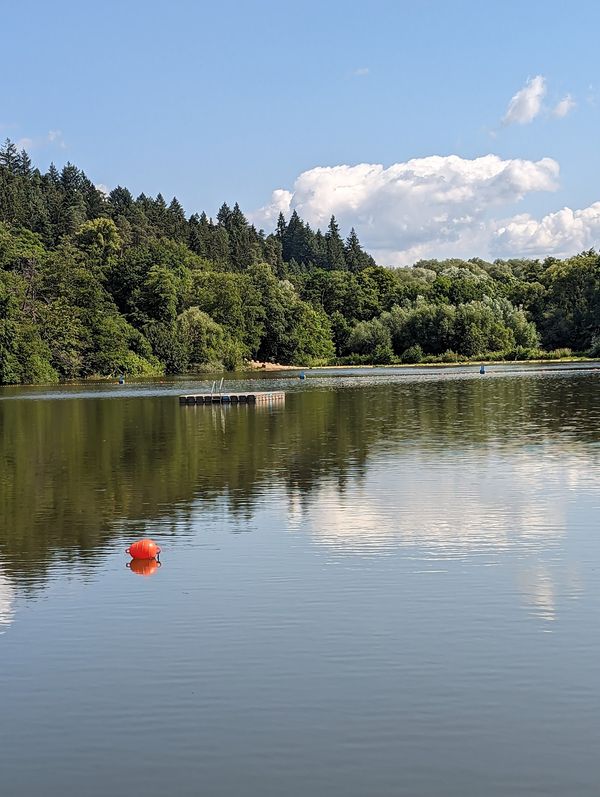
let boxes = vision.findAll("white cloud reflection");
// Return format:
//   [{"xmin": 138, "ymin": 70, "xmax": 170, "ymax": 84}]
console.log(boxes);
[
  {"xmin": 0, "ymin": 570, "xmax": 15, "ymax": 633},
  {"xmin": 288, "ymin": 448, "xmax": 598, "ymax": 628},
  {"xmin": 296, "ymin": 449, "xmax": 600, "ymax": 557},
  {"xmin": 516, "ymin": 564, "xmax": 580, "ymax": 624}
]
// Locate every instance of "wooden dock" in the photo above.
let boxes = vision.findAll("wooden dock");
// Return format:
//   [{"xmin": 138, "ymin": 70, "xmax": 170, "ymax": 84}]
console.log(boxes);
[{"xmin": 179, "ymin": 391, "xmax": 285, "ymax": 405}]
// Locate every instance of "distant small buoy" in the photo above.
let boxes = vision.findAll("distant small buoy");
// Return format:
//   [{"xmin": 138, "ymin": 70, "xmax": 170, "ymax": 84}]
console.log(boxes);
[
  {"xmin": 126, "ymin": 538, "xmax": 161, "ymax": 560},
  {"xmin": 479, "ymin": 365, "xmax": 486, "ymax": 374},
  {"xmin": 299, "ymin": 372, "xmax": 306, "ymax": 380},
  {"xmin": 127, "ymin": 558, "xmax": 161, "ymax": 577}
]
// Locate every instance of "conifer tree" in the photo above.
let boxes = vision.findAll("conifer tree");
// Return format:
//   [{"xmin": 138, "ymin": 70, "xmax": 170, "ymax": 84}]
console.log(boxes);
[
  {"xmin": 228, "ymin": 202, "xmax": 254, "ymax": 270},
  {"xmin": 81, "ymin": 175, "xmax": 106, "ymax": 219},
  {"xmin": 276, "ymin": 212, "xmax": 287, "ymax": 241},
  {"xmin": 264, "ymin": 234, "xmax": 284, "ymax": 277},
  {"xmin": 0, "ymin": 139, "xmax": 19, "ymax": 173},
  {"xmin": 149, "ymin": 193, "xmax": 168, "ymax": 235},
  {"xmin": 54, "ymin": 164, "xmax": 86, "ymax": 236},
  {"xmin": 47, "ymin": 162, "xmax": 60, "ymax": 185},
  {"xmin": 166, "ymin": 197, "xmax": 188, "ymax": 241},
  {"xmin": 345, "ymin": 227, "xmax": 372, "ymax": 272},
  {"xmin": 198, "ymin": 211, "xmax": 214, "ymax": 256},
  {"xmin": 313, "ymin": 229, "xmax": 328, "ymax": 270},
  {"xmin": 283, "ymin": 210, "xmax": 312, "ymax": 265},
  {"xmin": 325, "ymin": 215, "xmax": 346, "ymax": 270},
  {"xmin": 109, "ymin": 186, "xmax": 134, "ymax": 217},
  {"xmin": 41, "ymin": 167, "xmax": 64, "ymax": 244},
  {"xmin": 17, "ymin": 149, "xmax": 32, "ymax": 177},
  {"xmin": 60, "ymin": 163, "xmax": 82, "ymax": 194},
  {"xmin": 208, "ymin": 224, "xmax": 230, "ymax": 266},
  {"xmin": 27, "ymin": 173, "xmax": 52, "ymax": 240},
  {"xmin": 216, "ymin": 202, "xmax": 232, "ymax": 228},
  {"xmin": 187, "ymin": 213, "xmax": 205, "ymax": 257}
]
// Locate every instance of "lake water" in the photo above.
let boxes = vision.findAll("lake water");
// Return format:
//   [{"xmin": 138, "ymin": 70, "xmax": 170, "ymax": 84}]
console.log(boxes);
[{"xmin": 1, "ymin": 365, "xmax": 600, "ymax": 796}]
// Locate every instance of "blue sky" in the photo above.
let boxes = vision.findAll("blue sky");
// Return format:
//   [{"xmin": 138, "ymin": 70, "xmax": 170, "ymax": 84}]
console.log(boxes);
[{"xmin": 2, "ymin": 0, "xmax": 599, "ymax": 263}]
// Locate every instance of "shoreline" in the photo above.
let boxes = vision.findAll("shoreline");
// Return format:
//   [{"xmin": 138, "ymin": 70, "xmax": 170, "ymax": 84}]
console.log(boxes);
[
  {"xmin": 2, "ymin": 356, "xmax": 598, "ymax": 389},
  {"xmin": 247, "ymin": 360, "xmax": 299, "ymax": 371},
  {"xmin": 245, "ymin": 356, "xmax": 598, "ymax": 373}
]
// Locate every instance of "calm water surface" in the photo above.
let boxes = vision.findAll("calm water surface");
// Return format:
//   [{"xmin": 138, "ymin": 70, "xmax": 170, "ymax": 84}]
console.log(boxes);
[{"xmin": 1, "ymin": 365, "xmax": 599, "ymax": 796}]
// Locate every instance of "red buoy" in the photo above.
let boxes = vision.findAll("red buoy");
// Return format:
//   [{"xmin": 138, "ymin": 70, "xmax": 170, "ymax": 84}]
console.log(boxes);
[{"xmin": 126, "ymin": 538, "xmax": 161, "ymax": 560}]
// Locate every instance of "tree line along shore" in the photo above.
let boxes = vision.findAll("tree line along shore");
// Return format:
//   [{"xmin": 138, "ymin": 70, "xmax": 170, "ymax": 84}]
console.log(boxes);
[{"xmin": 1, "ymin": 139, "xmax": 599, "ymax": 385}]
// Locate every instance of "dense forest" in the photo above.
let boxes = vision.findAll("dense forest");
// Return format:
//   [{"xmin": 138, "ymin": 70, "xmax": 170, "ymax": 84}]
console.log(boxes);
[{"xmin": 1, "ymin": 138, "xmax": 599, "ymax": 384}]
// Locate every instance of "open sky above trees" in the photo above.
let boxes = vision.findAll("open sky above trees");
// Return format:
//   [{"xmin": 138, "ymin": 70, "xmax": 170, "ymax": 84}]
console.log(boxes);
[{"xmin": 1, "ymin": 0, "xmax": 599, "ymax": 264}]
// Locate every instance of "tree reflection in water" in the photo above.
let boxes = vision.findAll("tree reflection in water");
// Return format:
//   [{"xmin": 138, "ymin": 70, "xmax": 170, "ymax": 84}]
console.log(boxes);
[{"xmin": 1, "ymin": 371, "xmax": 599, "ymax": 596}]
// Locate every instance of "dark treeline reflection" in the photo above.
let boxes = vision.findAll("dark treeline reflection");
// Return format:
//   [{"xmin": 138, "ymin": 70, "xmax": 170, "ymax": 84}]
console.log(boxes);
[{"xmin": 1, "ymin": 372, "xmax": 599, "ymax": 586}]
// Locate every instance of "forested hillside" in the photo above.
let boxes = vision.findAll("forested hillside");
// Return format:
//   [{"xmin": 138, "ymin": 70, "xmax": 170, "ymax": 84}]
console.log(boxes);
[{"xmin": 1, "ymin": 138, "xmax": 599, "ymax": 384}]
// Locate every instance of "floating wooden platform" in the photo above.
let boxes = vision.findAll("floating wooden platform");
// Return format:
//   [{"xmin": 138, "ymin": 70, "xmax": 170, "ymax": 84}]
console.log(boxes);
[{"xmin": 179, "ymin": 391, "xmax": 285, "ymax": 405}]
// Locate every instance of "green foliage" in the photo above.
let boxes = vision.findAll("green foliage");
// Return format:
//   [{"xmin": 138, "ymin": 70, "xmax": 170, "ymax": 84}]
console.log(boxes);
[
  {"xmin": 345, "ymin": 318, "xmax": 394, "ymax": 364},
  {"xmin": 326, "ymin": 216, "xmax": 346, "ymax": 271},
  {"xmin": 175, "ymin": 307, "xmax": 244, "ymax": 371},
  {"xmin": 401, "ymin": 344, "xmax": 423, "ymax": 364},
  {"xmin": 38, "ymin": 299, "xmax": 86, "ymax": 378},
  {"xmin": 540, "ymin": 251, "xmax": 600, "ymax": 350},
  {"xmin": 546, "ymin": 347, "xmax": 573, "ymax": 359},
  {"xmin": 12, "ymin": 324, "xmax": 58, "ymax": 383},
  {"xmin": 588, "ymin": 336, "xmax": 600, "ymax": 358},
  {"xmin": 190, "ymin": 270, "xmax": 264, "ymax": 356},
  {"xmin": 86, "ymin": 314, "xmax": 160, "ymax": 376},
  {"xmin": 143, "ymin": 322, "xmax": 187, "ymax": 373},
  {"xmin": 367, "ymin": 298, "xmax": 539, "ymax": 360},
  {"xmin": 287, "ymin": 303, "xmax": 335, "ymax": 364},
  {"xmin": 0, "ymin": 143, "xmax": 598, "ymax": 384},
  {"xmin": 0, "ymin": 269, "xmax": 58, "ymax": 383},
  {"xmin": 248, "ymin": 263, "xmax": 334, "ymax": 364},
  {"xmin": 74, "ymin": 217, "xmax": 121, "ymax": 267},
  {"xmin": 330, "ymin": 310, "xmax": 352, "ymax": 356}
]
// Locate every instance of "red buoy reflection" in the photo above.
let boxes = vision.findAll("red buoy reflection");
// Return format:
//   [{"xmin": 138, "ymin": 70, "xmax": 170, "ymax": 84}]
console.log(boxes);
[{"xmin": 127, "ymin": 558, "xmax": 161, "ymax": 577}]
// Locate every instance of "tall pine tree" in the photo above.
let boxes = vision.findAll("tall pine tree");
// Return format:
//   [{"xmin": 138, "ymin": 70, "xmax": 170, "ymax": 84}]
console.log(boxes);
[
  {"xmin": 344, "ymin": 227, "xmax": 373, "ymax": 272},
  {"xmin": 0, "ymin": 139, "xmax": 19, "ymax": 173},
  {"xmin": 325, "ymin": 215, "xmax": 346, "ymax": 270}
]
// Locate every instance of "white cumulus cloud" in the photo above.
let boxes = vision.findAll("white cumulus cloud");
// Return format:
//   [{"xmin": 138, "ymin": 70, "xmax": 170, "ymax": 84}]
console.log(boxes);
[
  {"xmin": 502, "ymin": 75, "xmax": 546, "ymax": 125},
  {"xmin": 552, "ymin": 94, "xmax": 576, "ymax": 118},
  {"xmin": 493, "ymin": 202, "xmax": 600, "ymax": 257},
  {"xmin": 254, "ymin": 188, "xmax": 292, "ymax": 229},
  {"xmin": 252, "ymin": 154, "xmax": 560, "ymax": 263}
]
